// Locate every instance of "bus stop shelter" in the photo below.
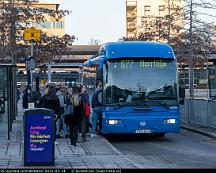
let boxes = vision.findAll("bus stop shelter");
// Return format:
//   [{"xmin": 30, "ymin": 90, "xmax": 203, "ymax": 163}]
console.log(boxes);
[{"xmin": 0, "ymin": 64, "xmax": 17, "ymax": 139}]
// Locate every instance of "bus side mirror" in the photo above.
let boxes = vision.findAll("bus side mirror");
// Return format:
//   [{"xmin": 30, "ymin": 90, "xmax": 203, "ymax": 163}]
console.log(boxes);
[{"xmin": 179, "ymin": 86, "xmax": 185, "ymax": 105}]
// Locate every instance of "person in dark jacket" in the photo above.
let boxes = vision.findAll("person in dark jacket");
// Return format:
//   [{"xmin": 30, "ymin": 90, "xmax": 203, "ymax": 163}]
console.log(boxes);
[
  {"xmin": 32, "ymin": 89, "xmax": 41, "ymax": 108},
  {"xmin": 91, "ymin": 81, "xmax": 102, "ymax": 137},
  {"xmin": 17, "ymin": 88, "xmax": 20, "ymax": 104},
  {"xmin": 67, "ymin": 85, "xmax": 84, "ymax": 147},
  {"xmin": 37, "ymin": 85, "xmax": 60, "ymax": 116},
  {"xmin": 79, "ymin": 85, "xmax": 90, "ymax": 142},
  {"xmin": 22, "ymin": 88, "xmax": 28, "ymax": 109},
  {"xmin": 37, "ymin": 85, "xmax": 60, "ymax": 139}
]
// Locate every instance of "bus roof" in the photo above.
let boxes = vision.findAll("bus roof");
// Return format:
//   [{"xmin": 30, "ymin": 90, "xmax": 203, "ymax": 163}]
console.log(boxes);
[
  {"xmin": 83, "ymin": 41, "xmax": 175, "ymax": 67},
  {"xmin": 102, "ymin": 41, "xmax": 175, "ymax": 59}
]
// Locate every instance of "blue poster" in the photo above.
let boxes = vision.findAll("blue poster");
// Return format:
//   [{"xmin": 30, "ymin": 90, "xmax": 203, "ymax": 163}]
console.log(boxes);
[{"xmin": 24, "ymin": 109, "xmax": 54, "ymax": 165}]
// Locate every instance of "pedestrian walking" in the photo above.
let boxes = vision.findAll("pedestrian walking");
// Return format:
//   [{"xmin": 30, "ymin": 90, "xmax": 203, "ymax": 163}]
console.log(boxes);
[
  {"xmin": 22, "ymin": 88, "xmax": 28, "ymax": 109},
  {"xmin": 91, "ymin": 81, "xmax": 102, "ymax": 137},
  {"xmin": 65, "ymin": 85, "xmax": 84, "ymax": 147},
  {"xmin": 56, "ymin": 85, "xmax": 68, "ymax": 138},
  {"xmin": 80, "ymin": 85, "xmax": 91, "ymax": 141}
]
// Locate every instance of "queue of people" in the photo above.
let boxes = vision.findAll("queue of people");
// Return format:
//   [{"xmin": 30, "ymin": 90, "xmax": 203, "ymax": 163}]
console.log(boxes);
[{"xmin": 22, "ymin": 82, "xmax": 102, "ymax": 147}]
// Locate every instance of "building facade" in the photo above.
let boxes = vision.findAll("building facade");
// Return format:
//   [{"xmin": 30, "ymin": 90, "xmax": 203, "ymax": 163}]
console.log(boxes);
[
  {"xmin": 126, "ymin": 0, "xmax": 184, "ymax": 41},
  {"xmin": 30, "ymin": 0, "xmax": 65, "ymax": 37}
]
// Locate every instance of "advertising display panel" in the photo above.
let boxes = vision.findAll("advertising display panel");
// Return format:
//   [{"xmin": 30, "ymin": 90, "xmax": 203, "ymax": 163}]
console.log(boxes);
[{"xmin": 24, "ymin": 109, "xmax": 55, "ymax": 166}]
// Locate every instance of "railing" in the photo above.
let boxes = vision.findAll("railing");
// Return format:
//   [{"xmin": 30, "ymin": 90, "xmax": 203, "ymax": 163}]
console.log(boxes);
[{"xmin": 180, "ymin": 98, "xmax": 216, "ymax": 129}]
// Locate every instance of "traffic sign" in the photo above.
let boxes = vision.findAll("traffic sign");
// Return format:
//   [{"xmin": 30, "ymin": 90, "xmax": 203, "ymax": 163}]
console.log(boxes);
[{"xmin": 23, "ymin": 27, "xmax": 41, "ymax": 42}]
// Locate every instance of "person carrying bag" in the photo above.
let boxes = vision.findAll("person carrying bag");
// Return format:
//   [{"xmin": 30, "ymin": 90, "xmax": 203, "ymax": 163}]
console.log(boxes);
[
  {"xmin": 80, "ymin": 85, "xmax": 91, "ymax": 142},
  {"xmin": 63, "ymin": 103, "xmax": 74, "ymax": 125},
  {"xmin": 65, "ymin": 85, "xmax": 84, "ymax": 147}
]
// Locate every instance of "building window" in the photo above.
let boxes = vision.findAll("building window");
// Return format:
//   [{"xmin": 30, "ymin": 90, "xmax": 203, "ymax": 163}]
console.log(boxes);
[
  {"xmin": 156, "ymin": 17, "xmax": 162, "ymax": 25},
  {"xmin": 53, "ymin": 21, "xmax": 64, "ymax": 28},
  {"xmin": 159, "ymin": 5, "xmax": 165, "ymax": 15},
  {"xmin": 141, "ymin": 17, "xmax": 147, "ymax": 27},
  {"xmin": 145, "ymin": 27, "xmax": 150, "ymax": 33},
  {"xmin": 44, "ymin": 21, "xmax": 52, "ymax": 28},
  {"xmin": 35, "ymin": 22, "xmax": 44, "ymax": 28},
  {"xmin": 144, "ymin": 5, "xmax": 150, "ymax": 16},
  {"xmin": 33, "ymin": 21, "xmax": 52, "ymax": 29}
]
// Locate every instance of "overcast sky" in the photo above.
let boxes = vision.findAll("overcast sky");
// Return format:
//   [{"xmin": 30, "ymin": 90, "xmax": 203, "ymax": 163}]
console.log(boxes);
[{"xmin": 59, "ymin": 0, "xmax": 126, "ymax": 45}]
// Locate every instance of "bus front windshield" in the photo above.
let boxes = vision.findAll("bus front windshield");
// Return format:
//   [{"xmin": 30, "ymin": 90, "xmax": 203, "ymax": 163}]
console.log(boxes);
[{"xmin": 104, "ymin": 59, "xmax": 178, "ymax": 106}]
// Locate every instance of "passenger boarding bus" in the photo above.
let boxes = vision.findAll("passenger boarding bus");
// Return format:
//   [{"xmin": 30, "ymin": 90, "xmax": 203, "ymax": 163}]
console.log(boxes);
[{"xmin": 82, "ymin": 41, "xmax": 184, "ymax": 137}]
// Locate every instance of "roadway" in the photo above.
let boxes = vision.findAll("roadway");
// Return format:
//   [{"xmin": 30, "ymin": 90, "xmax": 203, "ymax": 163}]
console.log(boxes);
[{"xmin": 107, "ymin": 129, "xmax": 216, "ymax": 168}]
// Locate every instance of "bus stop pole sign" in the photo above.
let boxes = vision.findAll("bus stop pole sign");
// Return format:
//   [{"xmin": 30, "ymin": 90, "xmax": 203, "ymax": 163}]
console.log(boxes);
[
  {"xmin": 24, "ymin": 108, "xmax": 55, "ymax": 166},
  {"xmin": 23, "ymin": 27, "xmax": 41, "ymax": 42}
]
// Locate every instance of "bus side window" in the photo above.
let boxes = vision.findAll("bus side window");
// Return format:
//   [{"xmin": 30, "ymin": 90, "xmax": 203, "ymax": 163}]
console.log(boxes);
[
  {"xmin": 96, "ymin": 67, "xmax": 103, "ymax": 82},
  {"xmin": 105, "ymin": 86, "xmax": 111, "ymax": 104}
]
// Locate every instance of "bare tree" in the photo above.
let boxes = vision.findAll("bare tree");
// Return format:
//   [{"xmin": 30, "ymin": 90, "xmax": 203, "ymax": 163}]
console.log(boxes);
[
  {"xmin": 121, "ymin": 0, "xmax": 216, "ymax": 68},
  {"xmin": 182, "ymin": 0, "xmax": 216, "ymax": 97},
  {"xmin": 88, "ymin": 38, "xmax": 102, "ymax": 45},
  {"xmin": 0, "ymin": 0, "xmax": 74, "ymax": 63}
]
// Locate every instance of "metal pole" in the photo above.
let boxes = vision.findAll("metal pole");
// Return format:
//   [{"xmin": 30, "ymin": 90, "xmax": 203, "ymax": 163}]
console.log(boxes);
[
  {"xmin": 189, "ymin": 0, "xmax": 194, "ymax": 98},
  {"xmin": 30, "ymin": 42, "xmax": 34, "ymax": 100},
  {"xmin": 30, "ymin": 42, "xmax": 33, "ymax": 89},
  {"xmin": 167, "ymin": 0, "xmax": 171, "ymax": 43},
  {"xmin": 48, "ymin": 61, "xmax": 51, "ymax": 83},
  {"xmin": 10, "ymin": 0, "xmax": 16, "ymax": 65},
  {"xmin": 31, "ymin": 42, "xmax": 34, "ymax": 57},
  {"xmin": 7, "ymin": 68, "xmax": 10, "ymax": 140}
]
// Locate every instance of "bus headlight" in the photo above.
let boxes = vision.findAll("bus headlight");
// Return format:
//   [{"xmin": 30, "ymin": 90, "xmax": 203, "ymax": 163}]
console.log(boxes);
[
  {"xmin": 164, "ymin": 119, "xmax": 176, "ymax": 124},
  {"xmin": 106, "ymin": 120, "xmax": 122, "ymax": 125}
]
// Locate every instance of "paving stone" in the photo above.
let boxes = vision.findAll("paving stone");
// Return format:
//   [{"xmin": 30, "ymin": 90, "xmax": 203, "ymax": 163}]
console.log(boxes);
[{"xmin": 0, "ymin": 103, "xmax": 142, "ymax": 169}]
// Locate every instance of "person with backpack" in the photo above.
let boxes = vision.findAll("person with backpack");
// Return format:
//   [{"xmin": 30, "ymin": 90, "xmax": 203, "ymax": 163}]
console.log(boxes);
[
  {"xmin": 90, "ymin": 81, "xmax": 102, "ymax": 137},
  {"xmin": 80, "ymin": 85, "xmax": 90, "ymax": 142},
  {"xmin": 65, "ymin": 85, "xmax": 84, "ymax": 147}
]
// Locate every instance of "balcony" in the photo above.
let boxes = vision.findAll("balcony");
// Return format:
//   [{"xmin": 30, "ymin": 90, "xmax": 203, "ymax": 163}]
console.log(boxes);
[
  {"xmin": 127, "ymin": 32, "xmax": 136, "ymax": 38},
  {"xmin": 127, "ymin": 22, "xmax": 137, "ymax": 32},
  {"xmin": 127, "ymin": 11, "xmax": 137, "ymax": 21},
  {"xmin": 126, "ymin": 1, "xmax": 137, "ymax": 10}
]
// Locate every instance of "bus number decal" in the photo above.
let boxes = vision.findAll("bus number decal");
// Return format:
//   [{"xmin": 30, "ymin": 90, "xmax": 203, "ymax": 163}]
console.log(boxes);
[{"xmin": 120, "ymin": 60, "xmax": 134, "ymax": 69}]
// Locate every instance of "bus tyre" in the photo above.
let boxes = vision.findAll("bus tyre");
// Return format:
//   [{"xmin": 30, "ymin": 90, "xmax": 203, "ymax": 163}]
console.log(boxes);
[{"xmin": 155, "ymin": 133, "xmax": 165, "ymax": 137}]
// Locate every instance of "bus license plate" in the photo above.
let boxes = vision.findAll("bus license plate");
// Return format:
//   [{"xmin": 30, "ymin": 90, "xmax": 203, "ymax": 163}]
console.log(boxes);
[{"xmin": 135, "ymin": 129, "xmax": 152, "ymax": 134}]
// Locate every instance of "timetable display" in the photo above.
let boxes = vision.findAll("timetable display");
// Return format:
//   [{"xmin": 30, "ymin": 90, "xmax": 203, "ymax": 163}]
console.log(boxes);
[{"xmin": 119, "ymin": 59, "xmax": 167, "ymax": 69}]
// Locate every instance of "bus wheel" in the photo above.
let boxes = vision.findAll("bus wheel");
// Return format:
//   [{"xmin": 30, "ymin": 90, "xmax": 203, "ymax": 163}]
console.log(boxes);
[{"xmin": 155, "ymin": 133, "xmax": 165, "ymax": 137}]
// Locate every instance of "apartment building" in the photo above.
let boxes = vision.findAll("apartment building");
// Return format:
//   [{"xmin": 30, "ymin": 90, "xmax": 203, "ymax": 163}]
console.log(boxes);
[{"xmin": 126, "ymin": 0, "xmax": 184, "ymax": 41}]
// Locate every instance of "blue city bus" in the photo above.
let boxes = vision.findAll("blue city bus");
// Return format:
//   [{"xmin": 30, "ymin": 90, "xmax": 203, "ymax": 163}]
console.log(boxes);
[{"xmin": 82, "ymin": 41, "xmax": 184, "ymax": 137}]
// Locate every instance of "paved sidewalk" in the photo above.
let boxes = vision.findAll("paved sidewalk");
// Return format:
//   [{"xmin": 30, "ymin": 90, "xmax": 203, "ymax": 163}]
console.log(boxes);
[
  {"xmin": 181, "ymin": 122, "xmax": 216, "ymax": 139},
  {"xmin": 0, "ymin": 101, "xmax": 142, "ymax": 169}
]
